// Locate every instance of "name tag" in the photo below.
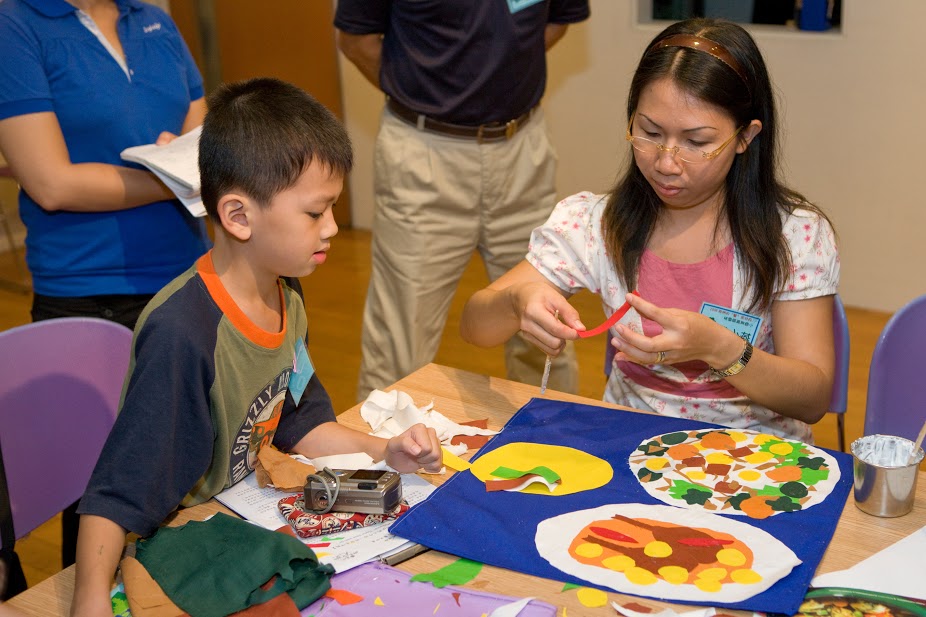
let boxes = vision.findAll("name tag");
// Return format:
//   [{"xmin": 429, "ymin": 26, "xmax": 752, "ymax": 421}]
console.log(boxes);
[
  {"xmin": 699, "ymin": 302, "xmax": 762, "ymax": 344},
  {"xmin": 289, "ymin": 337, "xmax": 315, "ymax": 404}
]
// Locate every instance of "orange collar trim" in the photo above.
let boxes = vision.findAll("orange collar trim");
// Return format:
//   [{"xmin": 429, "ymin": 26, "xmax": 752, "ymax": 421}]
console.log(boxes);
[{"xmin": 196, "ymin": 251, "xmax": 287, "ymax": 349}]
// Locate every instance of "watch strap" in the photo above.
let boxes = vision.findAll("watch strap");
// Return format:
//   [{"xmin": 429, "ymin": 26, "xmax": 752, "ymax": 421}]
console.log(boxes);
[{"xmin": 711, "ymin": 340, "xmax": 753, "ymax": 378}]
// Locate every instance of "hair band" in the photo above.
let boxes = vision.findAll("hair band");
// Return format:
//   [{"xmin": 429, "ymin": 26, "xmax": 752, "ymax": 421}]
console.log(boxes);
[{"xmin": 650, "ymin": 33, "xmax": 748, "ymax": 84}]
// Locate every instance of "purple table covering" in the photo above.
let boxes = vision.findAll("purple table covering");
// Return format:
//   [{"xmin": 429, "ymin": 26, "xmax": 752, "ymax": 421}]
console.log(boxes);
[{"xmin": 300, "ymin": 561, "xmax": 557, "ymax": 616}]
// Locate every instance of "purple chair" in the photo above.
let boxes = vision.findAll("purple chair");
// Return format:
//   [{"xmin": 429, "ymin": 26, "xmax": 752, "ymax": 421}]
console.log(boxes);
[
  {"xmin": 863, "ymin": 293, "xmax": 926, "ymax": 442},
  {"xmin": 604, "ymin": 294, "xmax": 851, "ymax": 449},
  {"xmin": 0, "ymin": 318, "xmax": 132, "ymax": 574}
]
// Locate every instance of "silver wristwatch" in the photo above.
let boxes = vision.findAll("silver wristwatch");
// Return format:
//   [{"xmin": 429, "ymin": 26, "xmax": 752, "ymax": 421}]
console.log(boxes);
[{"xmin": 711, "ymin": 340, "xmax": 753, "ymax": 378}]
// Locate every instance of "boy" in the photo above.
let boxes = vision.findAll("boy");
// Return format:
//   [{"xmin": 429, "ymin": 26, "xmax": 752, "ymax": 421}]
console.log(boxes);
[{"xmin": 70, "ymin": 78, "xmax": 442, "ymax": 617}]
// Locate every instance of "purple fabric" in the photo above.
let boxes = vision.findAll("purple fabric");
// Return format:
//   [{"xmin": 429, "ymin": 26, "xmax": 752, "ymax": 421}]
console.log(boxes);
[{"xmin": 300, "ymin": 561, "xmax": 556, "ymax": 616}]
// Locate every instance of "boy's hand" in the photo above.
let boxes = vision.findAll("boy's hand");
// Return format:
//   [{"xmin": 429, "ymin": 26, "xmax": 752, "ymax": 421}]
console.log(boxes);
[
  {"xmin": 69, "ymin": 589, "xmax": 113, "ymax": 617},
  {"xmin": 384, "ymin": 423, "xmax": 442, "ymax": 473}
]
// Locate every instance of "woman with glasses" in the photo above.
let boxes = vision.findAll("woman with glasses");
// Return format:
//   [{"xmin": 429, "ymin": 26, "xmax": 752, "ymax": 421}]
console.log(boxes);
[{"xmin": 460, "ymin": 18, "xmax": 838, "ymax": 442}]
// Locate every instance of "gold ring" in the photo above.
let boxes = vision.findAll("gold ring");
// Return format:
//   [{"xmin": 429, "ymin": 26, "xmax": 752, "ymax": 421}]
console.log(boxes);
[{"xmin": 654, "ymin": 350, "xmax": 666, "ymax": 364}]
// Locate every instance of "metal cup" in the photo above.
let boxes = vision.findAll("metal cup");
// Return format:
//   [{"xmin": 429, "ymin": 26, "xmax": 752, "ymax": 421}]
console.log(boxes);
[{"xmin": 851, "ymin": 434, "xmax": 924, "ymax": 517}]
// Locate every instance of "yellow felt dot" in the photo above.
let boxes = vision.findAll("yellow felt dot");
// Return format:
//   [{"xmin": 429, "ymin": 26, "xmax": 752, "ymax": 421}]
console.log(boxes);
[
  {"xmin": 744, "ymin": 451, "xmax": 774, "ymax": 464},
  {"xmin": 697, "ymin": 567, "xmax": 728, "ymax": 581},
  {"xmin": 625, "ymin": 567, "xmax": 658, "ymax": 585},
  {"xmin": 576, "ymin": 587, "xmax": 609, "ymax": 608},
  {"xmin": 731, "ymin": 569, "xmax": 763, "ymax": 584},
  {"xmin": 769, "ymin": 442, "xmax": 794, "ymax": 456},
  {"xmin": 728, "ymin": 431, "xmax": 748, "ymax": 442},
  {"xmin": 738, "ymin": 470, "xmax": 761, "ymax": 482},
  {"xmin": 694, "ymin": 578, "xmax": 723, "ymax": 593},
  {"xmin": 658, "ymin": 565, "xmax": 689, "ymax": 585},
  {"xmin": 374, "ymin": 597, "xmax": 385, "ymax": 606},
  {"xmin": 602, "ymin": 555, "xmax": 635, "ymax": 571},
  {"xmin": 716, "ymin": 548, "xmax": 747, "ymax": 567},
  {"xmin": 753, "ymin": 433, "xmax": 777, "ymax": 445},
  {"xmin": 687, "ymin": 469, "xmax": 707, "ymax": 480},
  {"xmin": 705, "ymin": 452, "xmax": 733, "ymax": 465},
  {"xmin": 644, "ymin": 541, "xmax": 673, "ymax": 558},
  {"xmin": 575, "ymin": 542, "xmax": 604, "ymax": 558},
  {"xmin": 693, "ymin": 442, "xmax": 705, "ymax": 450},
  {"xmin": 645, "ymin": 457, "xmax": 669, "ymax": 471}
]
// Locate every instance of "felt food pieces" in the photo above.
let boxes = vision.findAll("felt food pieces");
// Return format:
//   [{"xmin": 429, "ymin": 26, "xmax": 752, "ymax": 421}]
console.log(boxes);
[
  {"xmin": 629, "ymin": 429, "xmax": 841, "ymax": 519},
  {"xmin": 469, "ymin": 442, "xmax": 613, "ymax": 496},
  {"xmin": 536, "ymin": 504, "xmax": 800, "ymax": 603}
]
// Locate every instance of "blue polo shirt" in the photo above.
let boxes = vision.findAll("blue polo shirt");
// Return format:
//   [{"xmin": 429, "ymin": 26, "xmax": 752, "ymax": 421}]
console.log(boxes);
[{"xmin": 0, "ymin": 0, "xmax": 209, "ymax": 297}]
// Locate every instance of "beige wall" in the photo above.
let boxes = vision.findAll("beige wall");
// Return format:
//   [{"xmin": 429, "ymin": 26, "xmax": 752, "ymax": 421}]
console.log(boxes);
[{"xmin": 338, "ymin": 0, "xmax": 924, "ymax": 313}]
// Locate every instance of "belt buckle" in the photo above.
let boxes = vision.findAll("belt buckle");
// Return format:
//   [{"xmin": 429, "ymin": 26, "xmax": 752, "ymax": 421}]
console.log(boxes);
[{"xmin": 505, "ymin": 119, "xmax": 517, "ymax": 140}]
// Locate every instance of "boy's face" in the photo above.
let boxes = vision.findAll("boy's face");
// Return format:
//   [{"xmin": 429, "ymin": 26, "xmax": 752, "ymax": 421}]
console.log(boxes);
[{"xmin": 248, "ymin": 160, "xmax": 342, "ymax": 279}]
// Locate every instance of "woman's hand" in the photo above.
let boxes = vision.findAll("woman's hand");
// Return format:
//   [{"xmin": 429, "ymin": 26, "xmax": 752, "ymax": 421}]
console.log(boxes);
[
  {"xmin": 610, "ymin": 292, "xmax": 743, "ymax": 369},
  {"xmin": 510, "ymin": 281, "xmax": 584, "ymax": 356}
]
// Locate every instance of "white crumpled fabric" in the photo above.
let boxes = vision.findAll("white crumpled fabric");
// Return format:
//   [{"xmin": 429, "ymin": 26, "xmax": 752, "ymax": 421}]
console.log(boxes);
[{"xmin": 360, "ymin": 389, "xmax": 498, "ymax": 445}]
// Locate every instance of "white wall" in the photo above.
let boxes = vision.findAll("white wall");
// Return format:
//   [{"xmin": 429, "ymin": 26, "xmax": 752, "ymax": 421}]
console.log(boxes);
[{"xmin": 338, "ymin": 0, "xmax": 925, "ymax": 313}]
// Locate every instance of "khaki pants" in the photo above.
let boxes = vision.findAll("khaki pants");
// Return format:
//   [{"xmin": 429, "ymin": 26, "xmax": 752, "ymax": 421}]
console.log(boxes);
[{"xmin": 357, "ymin": 108, "xmax": 578, "ymax": 401}]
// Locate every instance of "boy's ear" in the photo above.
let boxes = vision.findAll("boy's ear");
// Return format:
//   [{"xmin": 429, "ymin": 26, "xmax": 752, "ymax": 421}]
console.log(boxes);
[{"xmin": 216, "ymin": 193, "xmax": 253, "ymax": 241}]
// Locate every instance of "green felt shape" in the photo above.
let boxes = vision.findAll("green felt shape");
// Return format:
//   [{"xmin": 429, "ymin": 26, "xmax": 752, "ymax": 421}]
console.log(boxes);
[
  {"xmin": 561, "ymin": 582, "xmax": 581, "ymax": 592},
  {"xmin": 490, "ymin": 465, "xmax": 561, "ymax": 484},
  {"xmin": 410, "ymin": 558, "xmax": 483, "ymax": 588},
  {"xmin": 136, "ymin": 512, "xmax": 334, "ymax": 616}
]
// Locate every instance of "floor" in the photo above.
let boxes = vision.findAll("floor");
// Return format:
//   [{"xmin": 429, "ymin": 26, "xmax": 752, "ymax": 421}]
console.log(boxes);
[{"xmin": 0, "ymin": 228, "xmax": 893, "ymax": 588}]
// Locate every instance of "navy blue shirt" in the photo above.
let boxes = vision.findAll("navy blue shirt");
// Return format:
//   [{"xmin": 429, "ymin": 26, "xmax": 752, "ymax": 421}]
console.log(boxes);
[
  {"xmin": 0, "ymin": 0, "xmax": 209, "ymax": 297},
  {"xmin": 335, "ymin": 0, "xmax": 590, "ymax": 125}
]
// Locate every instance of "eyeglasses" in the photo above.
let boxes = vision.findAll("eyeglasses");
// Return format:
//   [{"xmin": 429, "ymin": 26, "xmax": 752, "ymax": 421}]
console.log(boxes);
[{"xmin": 625, "ymin": 112, "xmax": 743, "ymax": 164}]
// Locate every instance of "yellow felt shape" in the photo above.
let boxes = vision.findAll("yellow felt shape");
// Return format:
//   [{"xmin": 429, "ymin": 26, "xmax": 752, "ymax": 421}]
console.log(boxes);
[{"xmin": 469, "ymin": 442, "xmax": 612, "ymax": 496}]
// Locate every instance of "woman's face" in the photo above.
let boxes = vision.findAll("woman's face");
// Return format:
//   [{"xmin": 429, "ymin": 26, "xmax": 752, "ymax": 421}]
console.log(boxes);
[{"xmin": 630, "ymin": 77, "xmax": 758, "ymax": 214}]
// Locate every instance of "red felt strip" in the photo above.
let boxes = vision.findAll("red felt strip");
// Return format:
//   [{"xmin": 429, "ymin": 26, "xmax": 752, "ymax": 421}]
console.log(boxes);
[
  {"xmin": 589, "ymin": 526, "xmax": 637, "ymax": 543},
  {"xmin": 576, "ymin": 291, "xmax": 639, "ymax": 338}
]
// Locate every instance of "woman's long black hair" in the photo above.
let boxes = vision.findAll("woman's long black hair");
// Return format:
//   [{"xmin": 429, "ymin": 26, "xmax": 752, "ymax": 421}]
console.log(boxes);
[{"xmin": 603, "ymin": 18, "xmax": 831, "ymax": 311}]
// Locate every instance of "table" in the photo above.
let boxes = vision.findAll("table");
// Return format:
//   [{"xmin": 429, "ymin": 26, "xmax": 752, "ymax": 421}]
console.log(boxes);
[{"xmin": 7, "ymin": 363, "xmax": 925, "ymax": 616}]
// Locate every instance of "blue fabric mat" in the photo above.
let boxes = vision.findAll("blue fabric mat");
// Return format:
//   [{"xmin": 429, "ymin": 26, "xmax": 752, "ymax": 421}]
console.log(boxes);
[{"xmin": 390, "ymin": 398, "xmax": 853, "ymax": 614}]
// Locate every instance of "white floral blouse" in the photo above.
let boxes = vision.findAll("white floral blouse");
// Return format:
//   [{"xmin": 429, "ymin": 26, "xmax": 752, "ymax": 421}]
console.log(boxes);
[{"xmin": 526, "ymin": 192, "xmax": 840, "ymax": 442}]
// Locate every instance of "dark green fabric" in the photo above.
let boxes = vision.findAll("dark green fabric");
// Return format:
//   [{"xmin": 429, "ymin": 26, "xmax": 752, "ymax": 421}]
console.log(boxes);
[{"xmin": 135, "ymin": 513, "xmax": 333, "ymax": 617}]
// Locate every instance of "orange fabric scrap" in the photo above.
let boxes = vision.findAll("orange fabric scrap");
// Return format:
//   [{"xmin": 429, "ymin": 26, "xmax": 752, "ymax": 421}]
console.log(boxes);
[
  {"xmin": 255, "ymin": 445, "xmax": 316, "ymax": 491},
  {"xmin": 323, "ymin": 587, "xmax": 364, "ymax": 605}
]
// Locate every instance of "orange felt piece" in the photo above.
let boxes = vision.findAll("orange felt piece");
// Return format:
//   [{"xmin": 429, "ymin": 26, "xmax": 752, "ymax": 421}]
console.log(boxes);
[
  {"xmin": 255, "ymin": 446, "xmax": 316, "ymax": 491},
  {"xmin": 450, "ymin": 419, "xmax": 491, "ymax": 449},
  {"xmin": 324, "ymin": 587, "xmax": 364, "ymax": 605},
  {"xmin": 231, "ymin": 592, "xmax": 301, "ymax": 617}
]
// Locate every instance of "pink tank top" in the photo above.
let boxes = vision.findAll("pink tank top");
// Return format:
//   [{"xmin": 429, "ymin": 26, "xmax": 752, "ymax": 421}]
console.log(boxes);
[{"xmin": 619, "ymin": 243, "xmax": 742, "ymax": 398}]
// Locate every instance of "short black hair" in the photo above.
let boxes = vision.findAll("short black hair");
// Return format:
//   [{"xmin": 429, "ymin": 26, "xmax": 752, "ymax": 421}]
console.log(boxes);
[{"xmin": 199, "ymin": 77, "xmax": 353, "ymax": 220}]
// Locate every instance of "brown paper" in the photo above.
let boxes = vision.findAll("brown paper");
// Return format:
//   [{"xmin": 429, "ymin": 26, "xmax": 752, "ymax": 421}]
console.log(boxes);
[
  {"xmin": 255, "ymin": 446, "xmax": 316, "ymax": 492},
  {"xmin": 121, "ymin": 555, "xmax": 187, "ymax": 617}
]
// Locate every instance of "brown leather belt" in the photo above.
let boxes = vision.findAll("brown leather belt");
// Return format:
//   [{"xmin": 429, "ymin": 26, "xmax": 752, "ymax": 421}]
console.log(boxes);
[{"xmin": 386, "ymin": 98, "xmax": 534, "ymax": 143}]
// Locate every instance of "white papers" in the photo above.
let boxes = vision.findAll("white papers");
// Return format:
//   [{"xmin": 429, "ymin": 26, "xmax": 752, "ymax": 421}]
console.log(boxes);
[
  {"xmin": 810, "ymin": 525, "xmax": 926, "ymax": 600},
  {"xmin": 361, "ymin": 389, "xmax": 498, "ymax": 443},
  {"xmin": 120, "ymin": 126, "xmax": 205, "ymax": 217},
  {"xmin": 214, "ymin": 471, "xmax": 435, "ymax": 573}
]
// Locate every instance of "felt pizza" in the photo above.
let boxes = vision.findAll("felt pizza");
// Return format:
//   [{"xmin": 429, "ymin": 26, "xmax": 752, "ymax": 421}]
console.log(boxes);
[
  {"xmin": 535, "ymin": 504, "xmax": 799, "ymax": 603},
  {"xmin": 629, "ymin": 429, "xmax": 841, "ymax": 519}
]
